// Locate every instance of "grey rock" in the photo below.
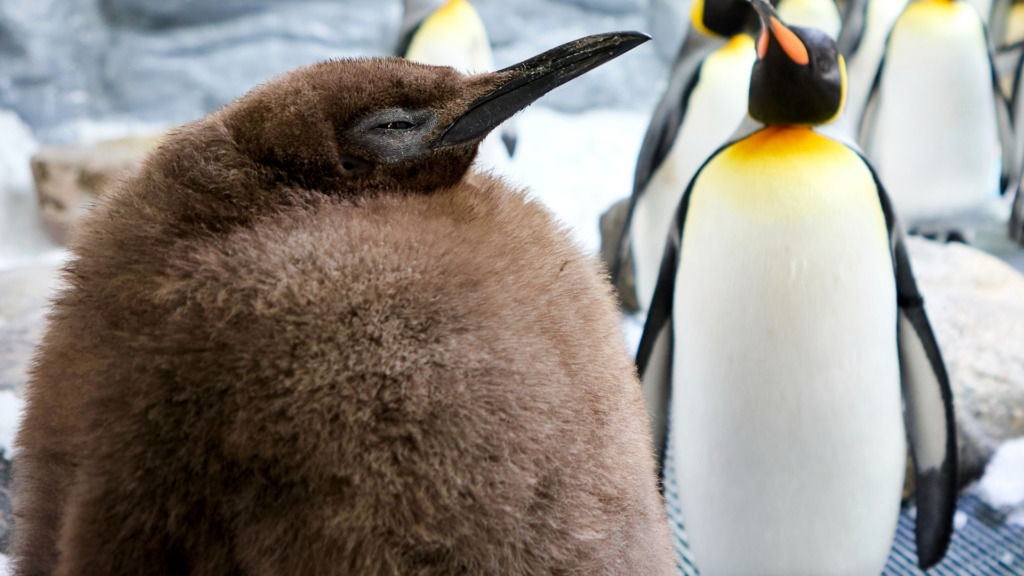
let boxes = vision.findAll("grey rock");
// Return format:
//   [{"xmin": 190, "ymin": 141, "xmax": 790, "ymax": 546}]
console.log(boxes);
[
  {"xmin": 31, "ymin": 136, "xmax": 159, "ymax": 244},
  {"xmin": 907, "ymin": 237, "xmax": 1024, "ymax": 486},
  {"xmin": 0, "ymin": 0, "xmax": 669, "ymax": 141},
  {"xmin": 0, "ymin": 449, "xmax": 11, "ymax": 553}
]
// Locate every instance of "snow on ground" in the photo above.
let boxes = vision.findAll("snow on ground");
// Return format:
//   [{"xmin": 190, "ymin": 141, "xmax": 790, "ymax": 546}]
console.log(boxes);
[
  {"xmin": 975, "ymin": 437, "xmax": 1024, "ymax": 526},
  {"xmin": 0, "ymin": 391, "xmax": 23, "ymax": 458}
]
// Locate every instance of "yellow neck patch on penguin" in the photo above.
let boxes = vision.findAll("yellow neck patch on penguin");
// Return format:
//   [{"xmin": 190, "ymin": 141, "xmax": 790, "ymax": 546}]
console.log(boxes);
[
  {"xmin": 898, "ymin": 0, "xmax": 983, "ymax": 33},
  {"xmin": 691, "ymin": 0, "xmax": 715, "ymax": 37},
  {"xmin": 405, "ymin": 0, "xmax": 492, "ymax": 72},
  {"xmin": 718, "ymin": 33, "xmax": 756, "ymax": 59},
  {"xmin": 692, "ymin": 126, "xmax": 884, "ymax": 229}
]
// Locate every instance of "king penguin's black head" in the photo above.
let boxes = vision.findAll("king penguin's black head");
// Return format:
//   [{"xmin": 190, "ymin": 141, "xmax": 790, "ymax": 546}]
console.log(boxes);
[
  {"xmin": 746, "ymin": 0, "xmax": 846, "ymax": 125},
  {"xmin": 224, "ymin": 32, "xmax": 648, "ymax": 195},
  {"xmin": 692, "ymin": 0, "xmax": 754, "ymax": 38}
]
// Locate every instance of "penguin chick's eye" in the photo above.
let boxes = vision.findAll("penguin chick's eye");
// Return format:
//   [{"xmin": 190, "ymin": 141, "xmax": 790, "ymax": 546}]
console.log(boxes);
[{"xmin": 379, "ymin": 120, "xmax": 416, "ymax": 130}]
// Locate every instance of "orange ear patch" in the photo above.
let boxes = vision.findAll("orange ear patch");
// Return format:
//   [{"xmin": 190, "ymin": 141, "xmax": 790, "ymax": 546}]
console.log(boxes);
[{"xmin": 770, "ymin": 17, "xmax": 809, "ymax": 65}]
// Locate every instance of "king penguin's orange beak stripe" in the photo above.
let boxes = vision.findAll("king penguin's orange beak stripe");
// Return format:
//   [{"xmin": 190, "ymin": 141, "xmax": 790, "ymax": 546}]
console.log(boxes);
[
  {"xmin": 757, "ymin": 18, "xmax": 769, "ymax": 58},
  {"xmin": 770, "ymin": 16, "xmax": 809, "ymax": 65}
]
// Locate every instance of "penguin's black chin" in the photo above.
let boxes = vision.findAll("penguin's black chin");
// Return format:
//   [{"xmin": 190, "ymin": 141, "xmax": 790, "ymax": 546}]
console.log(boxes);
[{"xmin": 433, "ymin": 31, "xmax": 650, "ymax": 149}]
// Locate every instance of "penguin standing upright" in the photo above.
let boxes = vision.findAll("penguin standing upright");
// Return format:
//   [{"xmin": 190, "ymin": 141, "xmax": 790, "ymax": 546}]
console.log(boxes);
[
  {"xmin": 397, "ymin": 0, "xmax": 517, "ymax": 169},
  {"xmin": 860, "ymin": 0, "xmax": 1015, "ymax": 235},
  {"xmin": 998, "ymin": 0, "xmax": 1024, "ymax": 241},
  {"xmin": 989, "ymin": 0, "xmax": 1024, "ymax": 47},
  {"xmin": 12, "ymin": 33, "xmax": 677, "ymax": 576},
  {"xmin": 614, "ymin": 0, "xmax": 758, "ymax": 312},
  {"xmin": 613, "ymin": 0, "xmax": 840, "ymax": 311},
  {"xmin": 776, "ymin": 0, "xmax": 842, "ymax": 38},
  {"xmin": 638, "ymin": 0, "xmax": 957, "ymax": 573}
]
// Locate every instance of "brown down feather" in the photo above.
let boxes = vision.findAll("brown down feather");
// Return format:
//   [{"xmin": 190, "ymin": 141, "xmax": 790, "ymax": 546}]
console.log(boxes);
[{"xmin": 11, "ymin": 56, "xmax": 675, "ymax": 575}]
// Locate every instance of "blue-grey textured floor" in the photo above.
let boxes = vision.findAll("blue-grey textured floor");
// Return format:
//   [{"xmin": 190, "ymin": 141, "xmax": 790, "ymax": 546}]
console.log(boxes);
[{"xmin": 662, "ymin": 434, "xmax": 1024, "ymax": 575}]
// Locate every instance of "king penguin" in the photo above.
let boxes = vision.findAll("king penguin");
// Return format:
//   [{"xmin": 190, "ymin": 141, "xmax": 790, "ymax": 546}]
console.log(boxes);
[
  {"xmin": 397, "ymin": 0, "xmax": 518, "ymax": 168},
  {"xmin": 860, "ymin": 0, "xmax": 1015, "ymax": 236},
  {"xmin": 613, "ymin": 0, "xmax": 758, "ymax": 311},
  {"xmin": 11, "ymin": 33, "xmax": 678, "ymax": 576},
  {"xmin": 613, "ymin": 0, "xmax": 840, "ymax": 310},
  {"xmin": 637, "ymin": 0, "xmax": 957, "ymax": 573},
  {"xmin": 832, "ymin": 0, "xmax": 910, "ymax": 138}
]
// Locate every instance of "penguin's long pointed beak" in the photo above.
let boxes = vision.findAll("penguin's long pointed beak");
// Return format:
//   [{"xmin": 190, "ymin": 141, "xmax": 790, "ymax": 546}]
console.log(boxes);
[
  {"xmin": 747, "ymin": 0, "xmax": 809, "ymax": 65},
  {"xmin": 434, "ymin": 31, "xmax": 650, "ymax": 148}
]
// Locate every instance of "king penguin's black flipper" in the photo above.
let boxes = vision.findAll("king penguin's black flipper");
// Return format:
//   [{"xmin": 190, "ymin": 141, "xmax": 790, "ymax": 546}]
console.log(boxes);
[
  {"xmin": 635, "ymin": 139, "xmax": 715, "ymax": 465},
  {"xmin": 864, "ymin": 157, "xmax": 958, "ymax": 570},
  {"xmin": 987, "ymin": 39, "xmax": 1018, "ymax": 195},
  {"xmin": 857, "ymin": 53, "xmax": 886, "ymax": 148},
  {"xmin": 836, "ymin": 0, "xmax": 869, "ymax": 58},
  {"xmin": 611, "ymin": 30, "xmax": 720, "ymax": 283}
]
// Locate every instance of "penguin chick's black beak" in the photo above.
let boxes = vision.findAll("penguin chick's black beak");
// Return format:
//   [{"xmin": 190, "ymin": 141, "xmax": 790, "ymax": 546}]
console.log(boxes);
[
  {"xmin": 745, "ymin": 0, "xmax": 845, "ymax": 125},
  {"xmin": 435, "ymin": 31, "xmax": 650, "ymax": 148}
]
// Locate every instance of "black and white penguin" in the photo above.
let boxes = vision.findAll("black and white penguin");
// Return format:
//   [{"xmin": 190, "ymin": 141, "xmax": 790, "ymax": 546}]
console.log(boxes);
[
  {"xmin": 860, "ymin": 0, "xmax": 1015, "ymax": 236},
  {"xmin": 614, "ymin": 0, "xmax": 840, "ymax": 311},
  {"xmin": 12, "ymin": 33, "xmax": 677, "ymax": 576},
  {"xmin": 614, "ymin": 0, "xmax": 758, "ymax": 312},
  {"xmin": 638, "ymin": 0, "xmax": 957, "ymax": 572}
]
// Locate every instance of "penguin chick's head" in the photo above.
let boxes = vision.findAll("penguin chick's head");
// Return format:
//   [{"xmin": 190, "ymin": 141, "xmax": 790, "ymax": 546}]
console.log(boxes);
[
  {"xmin": 692, "ymin": 0, "xmax": 753, "ymax": 37},
  {"xmin": 225, "ymin": 32, "xmax": 648, "ymax": 194},
  {"xmin": 746, "ymin": 0, "xmax": 846, "ymax": 125}
]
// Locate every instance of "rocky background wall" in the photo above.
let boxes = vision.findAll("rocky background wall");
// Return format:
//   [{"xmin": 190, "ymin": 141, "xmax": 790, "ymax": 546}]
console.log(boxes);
[{"xmin": 0, "ymin": 0, "xmax": 689, "ymax": 145}]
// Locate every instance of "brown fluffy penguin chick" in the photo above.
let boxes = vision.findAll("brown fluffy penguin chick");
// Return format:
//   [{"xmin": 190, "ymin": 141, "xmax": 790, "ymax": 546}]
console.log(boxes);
[{"xmin": 11, "ymin": 33, "xmax": 676, "ymax": 576}]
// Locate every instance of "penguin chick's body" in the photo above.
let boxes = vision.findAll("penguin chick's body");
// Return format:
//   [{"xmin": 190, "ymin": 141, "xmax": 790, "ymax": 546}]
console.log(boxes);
[
  {"xmin": 861, "ymin": 0, "xmax": 1014, "ymax": 225},
  {"xmin": 13, "ymin": 37, "xmax": 675, "ymax": 576}
]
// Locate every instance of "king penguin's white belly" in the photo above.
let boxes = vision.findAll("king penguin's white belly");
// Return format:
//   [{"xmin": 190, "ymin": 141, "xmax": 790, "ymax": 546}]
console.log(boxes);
[
  {"xmin": 868, "ymin": 0, "xmax": 999, "ymax": 221},
  {"xmin": 672, "ymin": 127, "xmax": 906, "ymax": 576},
  {"xmin": 633, "ymin": 35, "xmax": 755, "ymax": 311}
]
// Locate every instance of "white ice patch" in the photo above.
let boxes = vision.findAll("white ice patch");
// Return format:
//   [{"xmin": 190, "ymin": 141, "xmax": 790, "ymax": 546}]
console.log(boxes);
[
  {"xmin": 954, "ymin": 510, "xmax": 969, "ymax": 531},
  {"xmin": 0, "ymin": 391, "xmax": 25, "ymax": 457},
  {"xmin": 506, "ymin": 106, "xmax": 648, "ymax": 255},
  {"xmin": 0, "ymin": 109, "xmax": 38, "ymax": 197},
  {"xmin": 976, "ymin": 437, "xmax": 1024, "ymax": 526}
]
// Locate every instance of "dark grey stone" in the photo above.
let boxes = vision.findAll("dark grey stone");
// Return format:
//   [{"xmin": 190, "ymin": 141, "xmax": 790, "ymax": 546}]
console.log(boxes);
[{"xmin": 0, "ymin": 0, "xmax": 670, "ymax": 142}]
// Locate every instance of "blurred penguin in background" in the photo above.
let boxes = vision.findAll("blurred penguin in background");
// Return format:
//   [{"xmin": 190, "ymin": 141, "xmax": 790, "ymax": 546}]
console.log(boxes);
[
  {"xmin": 832, "ymin": 0, "xmax": 910, "ymax": 139},
  {"xmin": 970, "ymin": 0, "xmax": 995, "ymax": 23},
  {"xmin": 777, "ymin": 0, "xmax": 842, "ymax": 38},
  {"xmin": 989, "ymin": 0, "xmax": 1024, "ymax": 48},
  {"xmin": 990, "ymin": 0, "xmax": 1024, "ymax": 241},
  {"xmin": 613, "ymin": 0, "xmax": 758, "ymax": 312},
  {"xmin": 613, "ymin": 0, "xmax": 841, "ymax": 311},
  {"xmin": 397, "ymin": 0, "xmax": 517, "ymax": 174},
  {"xmin": 860, "ymin": 0, "xmax": 1015, "ymax": 241},
  {"xmin": 12, "ymin": 32, "xmax": 677, "ymax": 576}
]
